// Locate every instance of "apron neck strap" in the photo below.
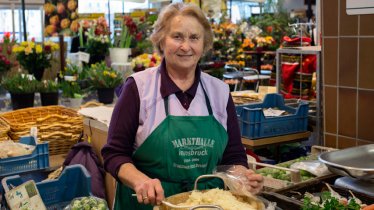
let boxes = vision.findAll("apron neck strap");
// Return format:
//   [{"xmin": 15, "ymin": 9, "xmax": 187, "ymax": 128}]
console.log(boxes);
[{"xmin": 163, "ymin": 80, "xmax": 213, "ymax": 116}]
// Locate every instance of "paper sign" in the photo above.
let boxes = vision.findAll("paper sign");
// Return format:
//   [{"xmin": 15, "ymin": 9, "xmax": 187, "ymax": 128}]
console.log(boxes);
[
  {"xmin": 79, "ymin": 52, "xmax": 90, "ymax": 63},
  {"xmin": 5, "ymin": 180, "xmax": 46, "ymax": 210}
]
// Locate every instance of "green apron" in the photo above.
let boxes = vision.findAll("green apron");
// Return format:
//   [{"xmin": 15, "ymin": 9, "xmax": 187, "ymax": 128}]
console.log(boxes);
[{"xmin": 114, "ymin": 83, "xmax": 228, "ymax": 210}]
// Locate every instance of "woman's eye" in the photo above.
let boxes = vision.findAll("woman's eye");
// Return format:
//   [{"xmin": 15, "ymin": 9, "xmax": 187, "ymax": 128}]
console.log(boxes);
[
  {"xmin": 190, "ymin": 36, "xmax": 199, "ymax": 41},
  {"xmin": 173, "ymin": 35, "xmax": 182, "ymax": 40}
]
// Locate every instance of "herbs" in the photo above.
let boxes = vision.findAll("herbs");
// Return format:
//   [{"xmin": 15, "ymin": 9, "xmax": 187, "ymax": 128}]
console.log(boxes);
[
  {"xmin": 38, "ymin": 79, "xmax": 59, "ymax": 93},
  {"xmin": 2, "ymin": 74, "xmax": 38, "ymax": 94},
  {"xmin": 302, "ymin": 191, "xmax": 361, "ymax": 210}
]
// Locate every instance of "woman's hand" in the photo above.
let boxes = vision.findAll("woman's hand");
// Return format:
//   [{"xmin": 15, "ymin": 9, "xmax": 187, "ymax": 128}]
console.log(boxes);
[
  {"xmin": 133, "ymin": 178, "xmax": 164, "ymax": 205},
  {"xmin": 242, "ymin": 169, "xmax": 264, "ymax": 194},
  {"xmin": 118, "ymin": 163, "xmax": 165, "ymax": 206},
  {"xmin": 226, "ymin": 165, "xmax": 264, "ymax": 195}
]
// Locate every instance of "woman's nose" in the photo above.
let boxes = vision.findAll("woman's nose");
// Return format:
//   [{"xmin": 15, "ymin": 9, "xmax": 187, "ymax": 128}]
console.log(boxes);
[{"xmin": 180, "ymin": 40, "xmax": 191, "ymax": 51}]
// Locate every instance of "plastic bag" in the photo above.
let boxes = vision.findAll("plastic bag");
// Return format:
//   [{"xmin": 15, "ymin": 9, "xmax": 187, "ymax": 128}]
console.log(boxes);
[
  {"xmin": 214, "ymin": 165, "xmax": 276, "ymax": 210},
  {"xmin": 63, "ymin": 196, "xmax": 109, "ymax": 210},
  {"xmin": 290, "ymin": 160, "xmax": 331, "ymax": 177},
  {"xmin": 0, "ymin": 140, "xmax": 35, "ymax": 159}
]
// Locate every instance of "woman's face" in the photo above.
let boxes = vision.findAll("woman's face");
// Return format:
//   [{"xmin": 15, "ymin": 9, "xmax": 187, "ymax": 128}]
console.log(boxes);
[{"xmin": 161, "ymin": 15, "xmax": 204, "ymax": 72}]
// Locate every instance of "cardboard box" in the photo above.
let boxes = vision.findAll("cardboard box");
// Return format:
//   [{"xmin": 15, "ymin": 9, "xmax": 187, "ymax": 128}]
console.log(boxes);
[{"xmin": 83, "ymin": 118, "xmax": 115, "ymax": 210}]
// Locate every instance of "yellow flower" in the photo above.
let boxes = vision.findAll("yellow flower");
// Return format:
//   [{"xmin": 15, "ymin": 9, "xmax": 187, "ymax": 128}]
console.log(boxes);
[
  {"xmin": 103, "ymin": 70, "xmax": 110, "ymax": 76},
  {"xmin": 28, "ymin": 41, "xmax": 35, "ymax": 49},
  {"xmin": 24, "ymin": 46, "xmax": 33, "ymax": 55},
  {"xmin": 35, "ymin": 45, "xmax": 43, "ymax": 54},
  {"xmin": 110, "ymin": 72, "xmax": 116, "ymax": 78},
  {"xmin": 21, "ymin": 41, "xmax": 28, "ymax": 47},
  {"xmin": 140, "ymin": 53, "xmax": 149, "ymax": 59}
]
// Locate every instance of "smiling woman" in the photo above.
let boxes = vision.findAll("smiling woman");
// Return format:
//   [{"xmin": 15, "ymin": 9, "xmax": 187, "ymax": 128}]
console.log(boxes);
[{"xmin": 101, "ymin": 3, "xmax": 264, "ymax": 210}]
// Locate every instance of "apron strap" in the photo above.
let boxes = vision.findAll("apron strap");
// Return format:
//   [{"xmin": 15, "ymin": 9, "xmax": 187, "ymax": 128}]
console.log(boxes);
[{"xmin": 163, "ymin": 80, "xmax": 213, "ymax": 116}]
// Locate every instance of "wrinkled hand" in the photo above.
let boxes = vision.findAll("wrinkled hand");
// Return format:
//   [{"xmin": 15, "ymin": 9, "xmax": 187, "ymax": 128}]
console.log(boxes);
[
  {"xmin": 242, "ymin": 169, "xmax": 264, "ymax": 194},
  {"xmin": 134, "ymin": 178, "xmax": 164, "ymax": 206},
  {"xmin": 226, "ymin": 165, "xmax": 264, "ymax": 195}
]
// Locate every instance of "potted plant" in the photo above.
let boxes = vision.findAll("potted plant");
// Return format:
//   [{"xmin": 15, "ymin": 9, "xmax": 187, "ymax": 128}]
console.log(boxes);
[
  {"xmin": 110, "ymin": 15, "xmax": 156, "ymax": 63},
  {"xmin": 87, "ymin": 62, "xmax": 123, "ymax": 104},
  {"xmin": 2, "ymin": 74, "xmax": 38, "ymax": 110},
  {"xmin": 59, "ymin": 80, "xmax": 83, "ymax": 108},
  {"xmin": 38, "ymin": 79, "xmax": 59, "ymax": 106},
  {"xmin": 85, "ymin": 17, "xmax": 111, "ymax": 65},
  {"xmin": 12, "ymin": 40, "xmax": 59, "ymax": 81}
]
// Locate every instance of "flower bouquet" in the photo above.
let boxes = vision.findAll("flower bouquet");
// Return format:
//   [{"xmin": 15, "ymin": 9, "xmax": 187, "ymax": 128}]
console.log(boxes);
[
  {"xmin": 12, "ymin": 40, "xmax": 59, "ymax": 80},
  {"xmin": 87, "ymin": 62, "xmax": 123, "ymax": 104},
  {"xmin": 0, "ymin": 32, "xmax": 17, "ymax": 76},
  {"xmin": 131, "ymin": 53, "xmax": 161, "ymax": 72},
  {"xmin": 85, "ymin": 17, "xmax": 111, "ymax": 64}
]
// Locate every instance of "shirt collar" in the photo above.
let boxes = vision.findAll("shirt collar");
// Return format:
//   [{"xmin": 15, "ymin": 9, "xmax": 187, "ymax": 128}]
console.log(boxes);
[{"xmin": 159, "ymin": 58, "xmax": 201, "ymax": 98}]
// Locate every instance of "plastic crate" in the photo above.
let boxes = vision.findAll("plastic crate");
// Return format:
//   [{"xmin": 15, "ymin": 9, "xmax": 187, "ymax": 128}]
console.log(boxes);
[
  {"xmin": 2, "ymin": 164, "xmax": 92, "ymax": 209},
  {"xmin": 236, "ymin": 93, "xmax": 309, "ymax": 139},
  {"xmin": 0, "ymin": 136, "xmax": 49, "ymax": 177}
]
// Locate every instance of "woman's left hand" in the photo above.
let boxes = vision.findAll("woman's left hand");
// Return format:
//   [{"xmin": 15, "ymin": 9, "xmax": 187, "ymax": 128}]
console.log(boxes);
[
  {"xmin": 242, "ymin": 169, "xmax": 264, "ymax": 194},
  {"xmin": 227, "ymin": 165, "xmax": 264, "ymax": 195}
]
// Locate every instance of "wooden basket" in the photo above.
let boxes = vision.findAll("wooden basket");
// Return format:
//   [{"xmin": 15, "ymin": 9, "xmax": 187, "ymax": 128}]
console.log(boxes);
[
  {"xmin": 0, "ymin": 106, "xmax": 83, "ymax": 155},
  {"xmin": 0, "ymin": 117, "xmax": 10, "ymax": 141}
]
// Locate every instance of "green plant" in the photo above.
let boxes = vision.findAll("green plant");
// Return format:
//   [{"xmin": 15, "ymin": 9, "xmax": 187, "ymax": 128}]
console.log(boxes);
[
  {"xmin": 2, "ymin": 74, "xmax": 38, "ymax": 94},
  {"xmin": 59, "ymin": 80, "xmax": 82, "ymax": 98},
  {"xmin": 88, "ymin": 62, "xmax": 123, "ymax": 89},
  {"xmin": 38, "ymin": 79, "xmax": 59, "ymax": 93}
]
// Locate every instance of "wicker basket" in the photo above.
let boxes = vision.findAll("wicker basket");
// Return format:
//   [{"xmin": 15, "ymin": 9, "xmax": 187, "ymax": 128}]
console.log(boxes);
[
  {"xmin": 0, "ymin": 106, "xmax": 83, "ymax": 155},
  {"xmin": 0, "ymin": 117, "xmax": 10, "ymax": 141}
]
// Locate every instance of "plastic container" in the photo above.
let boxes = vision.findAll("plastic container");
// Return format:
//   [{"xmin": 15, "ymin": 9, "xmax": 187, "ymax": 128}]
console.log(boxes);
[
  {"xmin": 236, "ymin": 93, "xmax": 309, "ymax": 139},
  {"xmin": 2, "ymin": 164, "xmax": 92, "ymax": 209},
  {"xmin": 0, "ymin": 136, "xmax": 49, "ymax": 177}
]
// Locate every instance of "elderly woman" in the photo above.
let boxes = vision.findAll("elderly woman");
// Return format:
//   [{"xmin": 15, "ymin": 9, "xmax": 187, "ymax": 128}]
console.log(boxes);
[{"xmin": 102, "ymin": 2, "xmax": 263, "ymax": 209}]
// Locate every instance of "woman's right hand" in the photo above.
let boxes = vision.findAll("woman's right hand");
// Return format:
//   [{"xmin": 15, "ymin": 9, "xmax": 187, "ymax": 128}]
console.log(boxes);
[
  {"xmin": 133, "ymin": 178, "xmax": 165, "ymax": 206},
  {"xmin": 118, "ymin": 163, "xmax": 165, "ymax": 206}
]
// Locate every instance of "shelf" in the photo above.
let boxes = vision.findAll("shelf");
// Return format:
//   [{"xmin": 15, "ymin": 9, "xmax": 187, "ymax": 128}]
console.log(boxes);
[{"xmin": 242, "ymin": 131, "xmax": 311, "ymax": 149}]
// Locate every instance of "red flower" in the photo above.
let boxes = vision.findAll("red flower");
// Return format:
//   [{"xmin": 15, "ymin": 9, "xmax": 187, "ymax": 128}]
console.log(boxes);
[
  {"xmin": 150, "ymin": 56, "xmax": 157, "ymax": 63},
  {"xmin": 139, "ymin": 16, "xmax": 145, "ymax": 22},
  {"xmin": 31, "ymin": 37, "xmax": 35, "ymax": 42},
  {"xmin": 44, "ymin": 45, "xmax": 51, "ymax": 52},
  {"xmin": 4, "ymin": 32, "xmax": 10, "ymax": 39},
  {"xmin": 135, "ymin": 32, "xmax": 142, "ymax": 41},
  {"xmin": 7, "ymin": 46, "xmax": 12, "ymax": 55}
]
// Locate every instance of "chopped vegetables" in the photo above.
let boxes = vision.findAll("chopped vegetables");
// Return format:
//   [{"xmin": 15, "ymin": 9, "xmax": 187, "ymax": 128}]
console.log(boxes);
[{"xmin": 67, "ymin": 196, "xmax": 108, "ymax": 210}]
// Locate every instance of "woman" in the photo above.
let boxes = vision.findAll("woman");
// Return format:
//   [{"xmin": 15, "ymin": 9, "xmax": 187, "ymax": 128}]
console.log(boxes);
[{"xmin": 102, "ymin": 3, "xmax": 263, "ymax": 209}]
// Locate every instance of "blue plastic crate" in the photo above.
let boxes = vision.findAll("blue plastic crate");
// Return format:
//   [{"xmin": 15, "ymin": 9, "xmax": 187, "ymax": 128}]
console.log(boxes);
[
  {"xmin": 0, "ymin": 136, "xmax": 49, "ymax": 177},
  {"xmin": 2, "ymin": 164, "xmax": 92, "ymax": 210},
  {"xmin": 236, "ymin": 93, "xmax": 309, "ymax": 139}
]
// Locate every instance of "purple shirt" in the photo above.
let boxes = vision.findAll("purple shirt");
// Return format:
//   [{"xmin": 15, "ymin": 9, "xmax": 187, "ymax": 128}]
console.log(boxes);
[{"xmin": 102, "ymin": 60, "xmax": 247, "ymax": 181}]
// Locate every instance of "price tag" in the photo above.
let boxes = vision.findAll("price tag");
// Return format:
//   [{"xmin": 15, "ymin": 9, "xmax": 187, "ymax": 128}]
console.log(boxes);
[{"xmin": 79, "ymin": 52, "xmax": 90, "ymax": 63}]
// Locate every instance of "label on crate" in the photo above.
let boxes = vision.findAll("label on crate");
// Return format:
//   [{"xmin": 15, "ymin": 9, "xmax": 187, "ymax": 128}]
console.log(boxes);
[{"xmin": 5, "ymin": 180, "xmax": 47, "ymax": 210}]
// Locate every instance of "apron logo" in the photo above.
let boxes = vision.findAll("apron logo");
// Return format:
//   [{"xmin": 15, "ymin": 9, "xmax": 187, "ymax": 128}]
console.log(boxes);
[{"xmin": 171, "ymin": 137, "xmax": 215, "ymax": 149}]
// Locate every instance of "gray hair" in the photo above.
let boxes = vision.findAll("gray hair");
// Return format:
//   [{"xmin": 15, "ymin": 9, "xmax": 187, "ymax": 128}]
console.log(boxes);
[{"xmin": 150, "ymin": 2, "xmax": 213, "ymax": 56}]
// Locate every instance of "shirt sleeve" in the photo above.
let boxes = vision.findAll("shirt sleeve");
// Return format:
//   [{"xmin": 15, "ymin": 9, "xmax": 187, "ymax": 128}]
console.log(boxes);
[
  {"xmin": 220, "ymin": 93, "xmax": 248, "ymax": 168},
  {"xmin": 101, "ymin": 77, "xmax": 140, "ymax": 181}
]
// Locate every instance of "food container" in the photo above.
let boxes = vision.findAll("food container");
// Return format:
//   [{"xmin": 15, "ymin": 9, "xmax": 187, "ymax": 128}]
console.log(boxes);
[
  {"xmin": 154, "ymin": 175, "xmax": 266, "ymax": 210},
  {"xmin": 319, "ymin": 144, "xmax": 374, "ymax": 180}
]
